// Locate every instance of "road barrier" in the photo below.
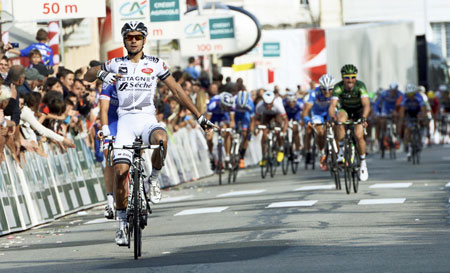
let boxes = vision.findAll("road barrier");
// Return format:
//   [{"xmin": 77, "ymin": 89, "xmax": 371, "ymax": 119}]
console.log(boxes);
[{"xmin": 0, "ymin": 125, "xmax": 263, "ymax": 236}]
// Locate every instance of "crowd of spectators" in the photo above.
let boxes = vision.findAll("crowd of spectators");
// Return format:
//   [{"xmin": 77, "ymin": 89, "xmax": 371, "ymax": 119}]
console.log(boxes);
[{"xmin": 0, "ymin": 28, "xmax": 314, "ymax": 166}]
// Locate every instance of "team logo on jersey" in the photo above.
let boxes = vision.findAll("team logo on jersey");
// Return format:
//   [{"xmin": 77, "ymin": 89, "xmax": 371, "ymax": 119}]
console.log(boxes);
[
  {"xmin": 148, "ymin": 56, "xmax": 159, "ymax": 63},
  {"xmin": 141, "ymin": 68, "xmax": 153, "ymax": 75},
  {"xmin": 119, "ymin": 66, "xmax": 128, "ymax": 74},
  {"xmin": 163, "ymin": 62, "xmax": 167, "ymax": 70},
  {"xmin": 118, "ymin": 82, "xmax": 128, "ymax": 91}
]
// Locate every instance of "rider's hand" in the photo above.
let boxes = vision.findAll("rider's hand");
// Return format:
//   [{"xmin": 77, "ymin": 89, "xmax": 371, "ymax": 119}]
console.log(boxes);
[
  {"xmin": 360, "ymin": 117, "xmax": 368, "ymax": 128},
  {"xmin": 198, "ymin": 115, "xmax": 216, "ymax": 132},
  {"xmin": 101, "ymin": 125, "xmax": 110, "ymax": 137},
  {"xmin": 96, "ymin": 70, "xmax": 121, "ymax": 85},
  {"xmin": 329, "ymin": 117, "xmax": 336, "ymax": 126}
]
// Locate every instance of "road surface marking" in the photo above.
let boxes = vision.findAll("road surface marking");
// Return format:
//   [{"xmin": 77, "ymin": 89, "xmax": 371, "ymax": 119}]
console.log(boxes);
[
  {"xmin": 369, "ymin": 183, "xmax": 412, "ymax": 189},
  {"xmin": 175, "ymin": 207, "xmax": 228, "ymax": 216},
  {"xmin": 217, "ymin": 190, "xmax": 266, "ymax": 197},
  {"xmin": 443, "ymin": 144, "xmax": 450, "ymax": 148},
  {"xmin": 160, "ymin": 195, "xmax": 194, "ymax": 203},
  {"xmin": 266, "ymin": 200, "xmax": 318, "ymax": 208},
  {"xmin": 442, "ymin": 156, "xmax": 450, "ymax": 161},
  {"xmin": 294, "ymin": 185, "xmax": 334, "ymax": 191},
  {"xmin": 358, "ymin": 198, "xmax": 406, "ymax": 205},
  {"xmin": 445, "ymin": 182, "xmax": 450, "ymax": 187},
  {"xmin": 84, "ymin": 218, "xmax": 116, "ymax": 225}
]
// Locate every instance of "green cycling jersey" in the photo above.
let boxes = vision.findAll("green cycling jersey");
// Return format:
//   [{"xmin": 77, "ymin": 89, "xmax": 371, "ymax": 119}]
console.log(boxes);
[{"xmin": 332, "ymin": 80, "xmax": 369, "ymax": 110}]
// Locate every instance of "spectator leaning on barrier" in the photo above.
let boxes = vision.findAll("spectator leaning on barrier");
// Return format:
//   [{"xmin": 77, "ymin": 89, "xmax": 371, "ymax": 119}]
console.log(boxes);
[
  {"xmin": 0, "ymin": 84, "xmax": 17, "ymax": 162},
  {"xmin": 6, "ymin": 29, "xmax": 54, "ymax": 66}
]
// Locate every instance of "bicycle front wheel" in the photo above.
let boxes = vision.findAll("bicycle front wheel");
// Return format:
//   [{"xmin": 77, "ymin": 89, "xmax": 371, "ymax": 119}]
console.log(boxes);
[
  {"xmin": 281, "ymin": 144, "xmax": 289, "ymax": 175},
  {"xmin": 133, "ymin": 172, "xmax": 141, "ymax": 260},
  {"xmin": 344, "ymin": 141, "xmax": 352, "ymax": 194}
]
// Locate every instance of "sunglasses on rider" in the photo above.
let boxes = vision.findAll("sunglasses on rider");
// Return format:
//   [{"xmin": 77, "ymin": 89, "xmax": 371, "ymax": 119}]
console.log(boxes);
[
  {"xmin": 126, "ymin": 34, "xmax": 144, "ymax": 41},
  {"xmin": 343, "ymin": 74, "xmax": 357, "ymax": 80},
  {"xmin": 321, "ymin": 87, "xmax": 333, "ymax": 92}
]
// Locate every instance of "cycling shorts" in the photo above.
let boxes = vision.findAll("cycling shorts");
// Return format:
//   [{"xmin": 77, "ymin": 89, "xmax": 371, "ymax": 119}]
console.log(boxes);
[
  {"xmin": 261, "ymin": 113, "xmax": 282, "ymax": 127},
  {"xmin": 113, "ymin": 113, "xmax": 166, "ymax": 165},
  {"xmin": 210, "ymin": 113, "xmax": 230, "ymax": 125},
  {"xmin": 234, "ymin": 112, "xmax": 251, "ymax": 129},
  {"xmin": 339, "ymin": 107, "xmax": 363, "ymax": 121},
  {"xmin": 286, "ymin": 112, "xmax": 301, "ymax": 121}
]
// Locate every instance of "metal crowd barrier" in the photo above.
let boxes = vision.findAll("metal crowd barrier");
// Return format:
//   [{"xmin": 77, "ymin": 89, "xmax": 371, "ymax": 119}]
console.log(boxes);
[{"xmin": 0, "ymin": 126, "xmax": 264, "ymax": 236}]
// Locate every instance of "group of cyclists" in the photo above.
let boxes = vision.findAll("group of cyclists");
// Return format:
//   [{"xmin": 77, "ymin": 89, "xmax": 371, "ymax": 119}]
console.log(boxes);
[{"xmin": 82, "ymin": 20, "xmax": 450, "ymax": 248}]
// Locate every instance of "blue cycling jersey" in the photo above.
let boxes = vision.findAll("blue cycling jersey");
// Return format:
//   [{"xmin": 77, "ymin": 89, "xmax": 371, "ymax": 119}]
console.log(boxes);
[
  {"xmin": 308, "ymin": 87, "xmax": 332, "ymax": 115},
  {"xmin": 401, "ymin": 94, "xmax": 424, "ymax": 117},
  {"xmin": 283, "ymin": 98, "xmax": 304, "ymax": 120},
  {"xmin": 207, "ymin": 95, "xmax": 231, "ymax": 124},
  {"xmin": 379, "ymin": 90, "xmax": 403, "ymax": 116},
  {"xmin": 233, "ymin": 95, "xmax": 255, "ymax": 116},
  {"xmin": 99, "ymin": 84, "xmax": 118, "ymax": 137}
]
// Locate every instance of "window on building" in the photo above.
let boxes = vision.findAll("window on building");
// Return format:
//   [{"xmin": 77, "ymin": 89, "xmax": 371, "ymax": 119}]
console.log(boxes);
[{"xmin": 431, "ymin": 22, "xmax": 450, "ymax": 60}]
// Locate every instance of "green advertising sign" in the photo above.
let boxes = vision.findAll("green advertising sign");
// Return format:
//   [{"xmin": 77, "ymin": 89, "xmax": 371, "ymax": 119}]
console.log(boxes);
[
  {"xmin": 150, "ymin": 0, "xmax": 180, "ymax": 22},
  {"xmin": 209, "ymin": 17, "xmax": 235, "ymax": 40},
  {"xmin": 263, "ymin": 42, "xmax": 281, "ymax": 57}
]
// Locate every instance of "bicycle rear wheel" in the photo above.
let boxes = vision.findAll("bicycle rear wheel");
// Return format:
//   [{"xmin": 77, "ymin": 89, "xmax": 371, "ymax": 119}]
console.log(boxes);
[
  {"xmin": 133, "ymin": 171, "xmax": 141, "ymax": 260},
  {"xmin": 344, "ymin": 141, "xmax": 352, "ymax": 194},
  {"xmin": 291, "ymin": 150, "xmax": 299, "ymax": 174}
]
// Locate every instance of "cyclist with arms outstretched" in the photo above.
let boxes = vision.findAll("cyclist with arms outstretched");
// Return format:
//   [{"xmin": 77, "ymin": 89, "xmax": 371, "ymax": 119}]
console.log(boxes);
[
  {"xmin": 84, "ymin": 21, "xmax": 214, "ymax": 246},
  {"xmin": 329, "ymin": 64, "xmax": 370, "ymax": 181}
]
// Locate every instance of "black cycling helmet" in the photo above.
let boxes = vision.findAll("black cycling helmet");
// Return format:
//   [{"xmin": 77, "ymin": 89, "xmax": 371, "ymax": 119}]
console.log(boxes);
[
  {"xmin": 121, "ymin": 21, "xmax": 148, "ymax": 38},
  {"xmin": 340, "ymin": 64, "xmax": 358, "ymax": 75}
]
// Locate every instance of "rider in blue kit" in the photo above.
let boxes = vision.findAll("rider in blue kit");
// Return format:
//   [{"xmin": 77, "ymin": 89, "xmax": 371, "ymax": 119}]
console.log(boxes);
[
  {"xmin": 303, "ymin": 74, "xmax": 335, "ymax": 170},
  {"xmin": 283, "ymin": 91, "xmax": 304, "ymax": 162},
  {"xmin": 233, "ymin": 90, "xmax": 255, "ymax": 168},
  {"xmin": 98, "ymin": 84, "xmax": 119, "ymax": 219}
]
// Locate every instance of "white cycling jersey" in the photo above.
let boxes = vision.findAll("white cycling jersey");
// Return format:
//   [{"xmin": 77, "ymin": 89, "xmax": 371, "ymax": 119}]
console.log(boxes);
[
  {"xmin": 255, "ymin": 97, "xmax": 286, "ymax": 116},
  {"xmin": 102, "ymin": 54, "xmax": 170, "ymax": 117}
]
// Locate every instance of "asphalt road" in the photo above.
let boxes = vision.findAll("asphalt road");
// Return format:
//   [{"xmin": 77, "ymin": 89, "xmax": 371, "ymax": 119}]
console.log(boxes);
[{"xmin": 1, "ymin": 145, "xmax": 450, "ymax": 273}]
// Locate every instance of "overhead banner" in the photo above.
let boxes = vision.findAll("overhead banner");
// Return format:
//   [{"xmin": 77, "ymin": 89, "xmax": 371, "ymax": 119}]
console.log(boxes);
[
  {"xmin": 180, "ymin": 15, "xmax": 237, "ymax": 56},
  {"xmin": 111, "ymin": 0, "xmax": 185, "ymax": 42},
  {"xmin": 12, "ymin": 0, "xmax": 106, "ymax": 21}
]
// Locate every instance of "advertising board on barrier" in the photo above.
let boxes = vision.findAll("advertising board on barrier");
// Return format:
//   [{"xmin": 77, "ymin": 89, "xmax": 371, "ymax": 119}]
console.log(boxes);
[{"xmin": 112, "ymin": 0, "xmax": 186, "ymax": 42}]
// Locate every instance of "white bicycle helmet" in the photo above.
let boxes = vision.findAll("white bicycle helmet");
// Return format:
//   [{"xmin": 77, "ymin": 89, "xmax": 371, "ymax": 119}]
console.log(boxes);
[
  {"xmin": 262, "ymin": 91, "xmax": 275, "ymax": 104},
  {"xmin": 286, "ymin": 91, "xmax": 297, "ymax": 102},
  {"xmin": 220, "ymin": 92, "xmax": 234, "ymax": 108},
  {"xmin": 121, "ymin": 21, "xmax": 148, "ymax": 38},
  {"xmin": 319, "ymin": 74, "xmax": 335, "ymax": 90},
  {"xmin": 236, "ymin": 90, "xmax": 249, "ymax": 108},
  {"xmin": 389, "ymin": 82, "xmax": 399, "ymax": 90},
  {"xmin": 405, "ymin": 83, "xmax": 417, "ymax": 95}
]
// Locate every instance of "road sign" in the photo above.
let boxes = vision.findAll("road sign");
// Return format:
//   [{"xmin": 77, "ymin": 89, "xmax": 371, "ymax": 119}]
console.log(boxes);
[
  {"xmin": 111, "ymin": 0, "xmax": 186, "ymax": 42},
  {"xmin": 12, "ymin": 0, "xmax": 106, "ymax": 21}
]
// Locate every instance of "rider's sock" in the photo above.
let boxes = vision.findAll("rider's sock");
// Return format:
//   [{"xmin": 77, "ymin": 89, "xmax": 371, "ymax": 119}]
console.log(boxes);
[
  {"xmin": 360, "ymin": 154, "xmax": 366, "ymax": 161},
  {"xmin": 107, "ymin": 193, "xmax": 114, "ymax": 207},
  {"xmin": 151, "ymin": 167, "xmax": 161, "ymax": 180},
  {"xmin": 117, "ymin": 210, "xmax": 126, "ymax": 226}
]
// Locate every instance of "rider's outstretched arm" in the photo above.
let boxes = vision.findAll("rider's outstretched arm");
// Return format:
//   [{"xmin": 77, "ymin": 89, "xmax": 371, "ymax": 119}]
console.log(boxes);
[
  {"xmin": 163, "ymin": 75, "xmax": 202, "ymax": 119},
  {"xmin": 361, "ymin": 97, "xmax": 371, "ymax": 119},
  {"xmin": 84, "ymin": 65, "xmax": 101, "ymax": 82}
]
